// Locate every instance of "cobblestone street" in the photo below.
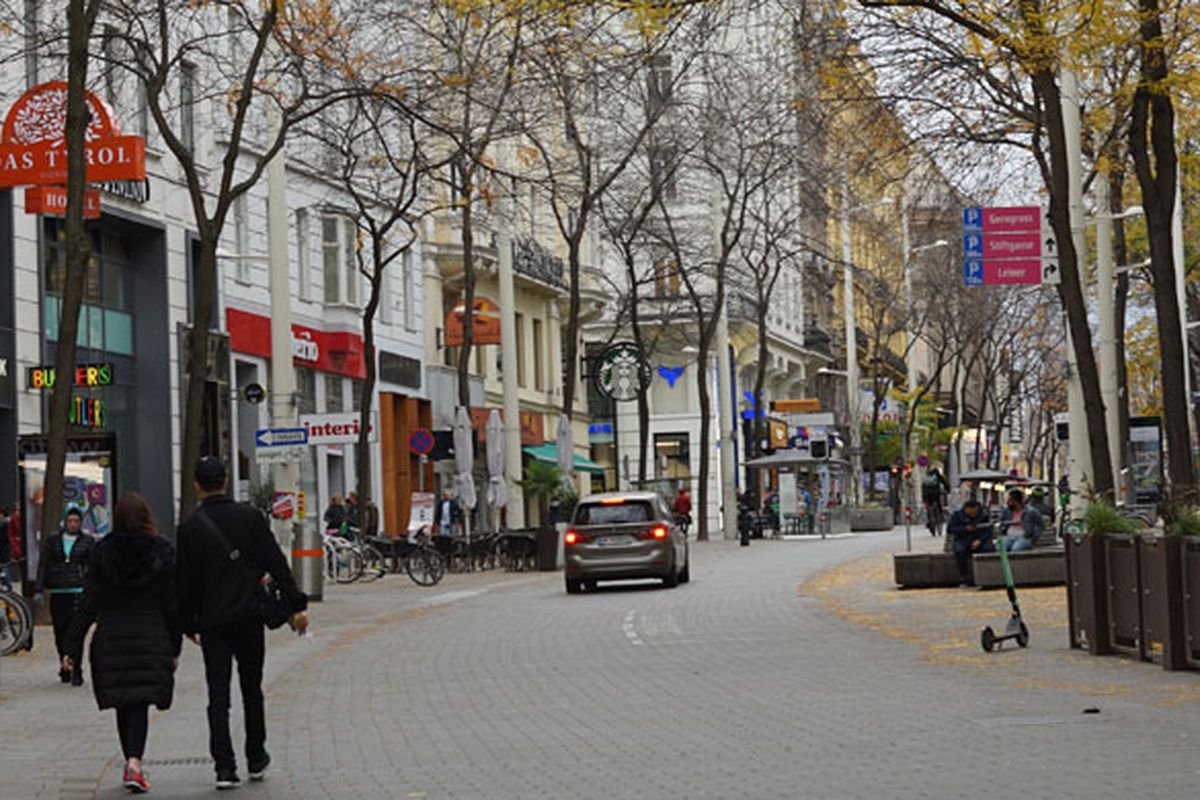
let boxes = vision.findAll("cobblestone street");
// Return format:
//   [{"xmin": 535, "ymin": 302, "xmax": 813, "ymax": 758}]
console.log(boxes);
[{"xmin": 3, "ymin": 530, "xmax": 1198, "ymax": 799}]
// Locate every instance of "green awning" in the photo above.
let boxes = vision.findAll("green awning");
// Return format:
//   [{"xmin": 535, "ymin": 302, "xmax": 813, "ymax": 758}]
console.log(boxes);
[{"xmin": 523, "ymin": 443, "xmax": 608, "ymax": 474}]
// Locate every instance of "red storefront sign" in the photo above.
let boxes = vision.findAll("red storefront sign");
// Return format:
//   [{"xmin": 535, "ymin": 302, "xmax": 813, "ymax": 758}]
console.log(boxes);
[
  {"xmin": 226, "ymin": 308, "xmax": 366, "ymax": 379},
  {"xmin": 0, "ymin": 82, "xmax": 146, "ymax": 188},
  {"xmin": 25, "ymin": 186, "xmax": 100, "ymax": 218}
]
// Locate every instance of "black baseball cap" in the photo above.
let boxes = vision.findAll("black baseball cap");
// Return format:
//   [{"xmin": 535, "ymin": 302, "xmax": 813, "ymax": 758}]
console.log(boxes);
[
  {"xmin": 194, "ymin": 456, "xmax": 228, "ymax": 486},
  {"xmin": 64, "ymin": 507, "xmax": 83, "ymax": 520}
]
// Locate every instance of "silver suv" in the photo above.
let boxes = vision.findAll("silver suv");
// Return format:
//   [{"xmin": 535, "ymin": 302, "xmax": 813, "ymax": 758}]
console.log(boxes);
[{"xmin": 563, "ymin": 492, "xmax": 690, "ymax": 593}]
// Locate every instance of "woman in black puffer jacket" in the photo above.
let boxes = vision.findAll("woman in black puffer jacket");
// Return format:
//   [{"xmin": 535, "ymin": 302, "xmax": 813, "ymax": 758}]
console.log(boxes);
[{"xmin": 65, "ymin": 493, "xmax": 181, "ymax": 795}]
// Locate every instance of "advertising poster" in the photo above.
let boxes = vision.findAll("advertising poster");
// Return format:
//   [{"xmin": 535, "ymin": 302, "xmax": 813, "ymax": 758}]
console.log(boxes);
[{"xmin": 1128, "ymin": 417, "xmax": 1163, "ymax": 504}]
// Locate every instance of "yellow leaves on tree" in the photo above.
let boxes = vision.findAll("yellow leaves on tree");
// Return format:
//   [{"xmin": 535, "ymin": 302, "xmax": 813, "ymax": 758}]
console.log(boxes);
[{"xmin": 1126, "ymin": 314, "xmax": 1164, "ymax": 417}]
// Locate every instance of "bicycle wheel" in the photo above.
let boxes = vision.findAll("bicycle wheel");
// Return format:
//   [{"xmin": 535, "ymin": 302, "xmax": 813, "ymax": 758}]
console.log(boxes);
[
  {"xmin": 406, "ymin": 548, "xmax": 444, "ymax": 587},
  {"xmin": 0, "ymin": 591, "xmax": 32, "ymax": 657},
  {"xmin": 334, "ymin": 545, "xmax": 364, "ymax": 584},
  {"xmin": 358, "ymin": 544, "xmax": 386, "ymax": 583}
]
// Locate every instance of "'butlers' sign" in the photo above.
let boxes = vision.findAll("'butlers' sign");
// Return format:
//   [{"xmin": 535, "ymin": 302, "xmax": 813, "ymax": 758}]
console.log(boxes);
[{"xmin": 0, "ymin": 82, "xmax": 146, "ymax": 188}]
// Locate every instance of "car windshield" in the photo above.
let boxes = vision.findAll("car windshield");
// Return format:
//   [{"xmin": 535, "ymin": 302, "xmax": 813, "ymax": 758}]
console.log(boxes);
[{"xmin": 574, "ymin": 501, "xmax": 655, "ymax": 525}]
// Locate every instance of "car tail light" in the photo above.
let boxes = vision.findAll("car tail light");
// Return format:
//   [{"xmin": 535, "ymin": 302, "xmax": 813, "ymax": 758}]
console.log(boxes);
[
  {"xmin": 565, "ymin": 530, "xmax": 588, "ymax": 545},
  {"xmin": 638, "ymin": 526, "xmax": 669, "ymax": 540}
]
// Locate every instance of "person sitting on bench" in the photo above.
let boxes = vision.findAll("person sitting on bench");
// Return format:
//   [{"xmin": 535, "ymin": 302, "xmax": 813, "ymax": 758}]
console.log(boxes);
[
  {"xmin": 999, "ymin": 488, "xmax": 1044, "ymax": 553},
  {"xmin": 947, "ymin": 499, "xmax": 994, "ymax": 586}
]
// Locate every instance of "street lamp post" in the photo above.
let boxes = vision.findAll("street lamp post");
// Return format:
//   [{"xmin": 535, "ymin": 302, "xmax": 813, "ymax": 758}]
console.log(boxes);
[{"xmin": 839, "ymin": 173, "xmax": 893, "ymax": 506}]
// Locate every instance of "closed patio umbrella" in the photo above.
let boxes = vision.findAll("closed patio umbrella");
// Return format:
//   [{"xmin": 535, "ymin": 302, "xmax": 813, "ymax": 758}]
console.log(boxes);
[
  {"xmin": 486, "ymin": 409, "xmax": 508, "ymax": 511},
  {"xmin": 555, "ymin": 413, "xmax": 574, "ymax": 488},
  {"xmin": 454, "ymin": 406, "xmax": 477, "ymax": 554}
]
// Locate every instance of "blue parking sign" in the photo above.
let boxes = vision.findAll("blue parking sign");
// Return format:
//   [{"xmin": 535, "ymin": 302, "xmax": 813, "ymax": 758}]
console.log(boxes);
[
  {"xmin": 963, "ymin": 233, "xmax": 983, "ymax": 257},
  {"xmin": 964, "ymin": 260, "xmax": 984, "ymax": 287},
  {"xmin": 963, "ymin": 207, "xmax": 983, "ymax": 229}
]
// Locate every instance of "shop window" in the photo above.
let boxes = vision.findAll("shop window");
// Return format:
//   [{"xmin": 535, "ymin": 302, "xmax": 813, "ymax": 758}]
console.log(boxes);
[
  {"xmin": 402, "ymin": 249, "xmax": 416, "ymax": 331},
  {"xmin": 325, "ymin": 374, "xmax": 344, "ymax": 413},
  {"xmin": 654, "ymin": 432, "xmax": 690, "ymax": 479},
  {"xmin": 296, "ymin": 367, "xmax": 317, "ymax": 415},
  {"xmin": 350, "ymin": 379, "xmax": 364, "ymax": 412},
  {"xmin": 322, "ymin": 213, "xmax": 359, "ymax": 307},
  {"xmin": 43, "ymin": 223, "xmax": 135, "ymax": 356}
]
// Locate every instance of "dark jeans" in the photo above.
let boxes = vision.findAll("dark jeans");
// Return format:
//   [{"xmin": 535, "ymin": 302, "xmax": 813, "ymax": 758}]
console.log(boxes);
[
  {"xmin": 201, "ymin": 613, "xmax": 267, "ymax": 773},
  {"xmin": 953, "ymin": 537, "xmax": 995, "ymax": 582},
  {"xmin": 49, "ymin": 593, "xmax": 80, "ymax": 672},
  {"xmin": 116, "ymin": 704, "xmax": 150, "ymax": 759}
]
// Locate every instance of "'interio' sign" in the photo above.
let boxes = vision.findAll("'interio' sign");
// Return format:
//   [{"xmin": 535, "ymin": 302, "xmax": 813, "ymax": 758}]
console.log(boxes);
[{"xmin": 0, "ymin": 82, "xmax": 146, "ymax": 188}]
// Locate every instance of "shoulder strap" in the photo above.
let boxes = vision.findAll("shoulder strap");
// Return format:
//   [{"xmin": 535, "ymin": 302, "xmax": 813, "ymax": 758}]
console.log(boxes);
[{"xmin": 194, "ymin": 508, "xmax": 259, "ymax": 579}]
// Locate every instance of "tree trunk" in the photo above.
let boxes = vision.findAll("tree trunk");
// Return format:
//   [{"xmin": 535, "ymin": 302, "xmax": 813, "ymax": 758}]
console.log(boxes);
[
  {"xmin": 626, "ymin": 254, "xmax": 650, "ymax": 486},
  {"xmin": 1128, "ymin": 0, "xmax": 1196, "ymax": 507},
  {"xmin": 356, "ymin": 247, "xmax": 383, "ymax": 521},
  {"xmin": 1111, "ymin": 170, "xmax": 1132, "ymax": 491},
  {"xmin": 179, "ymin": 233, "xmax": 219, "ymax": 516},
  {"xmin": 457, "ymin": 165, "xmax": 475, "ymax": 410},
  {"xmin": 42, "ymin": 0, "xmax": 95, "ymax": 543},
  {"xmin": 695, "ymin": 342, "xmax": 711, "ymax": 541},
  {"xmin": 562, "ymin": 233, "xmax": 584, "ymax": 415}
]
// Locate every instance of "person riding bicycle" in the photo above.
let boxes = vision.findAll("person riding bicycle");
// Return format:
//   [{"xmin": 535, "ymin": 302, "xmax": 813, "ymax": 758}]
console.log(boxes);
[
  {"xmin": 921, "ymin": 467, "xmax": 949, "ymax": 536},
  {"xmin": 673, "ymin": 487, "xmax": 692, "ymax": 533}
]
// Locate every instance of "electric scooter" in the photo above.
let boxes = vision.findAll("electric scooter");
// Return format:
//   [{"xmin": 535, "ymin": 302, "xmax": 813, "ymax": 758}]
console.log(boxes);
[{"xmin": 980, "ymin": 537, "xmax": 1029, "ymax": 652}]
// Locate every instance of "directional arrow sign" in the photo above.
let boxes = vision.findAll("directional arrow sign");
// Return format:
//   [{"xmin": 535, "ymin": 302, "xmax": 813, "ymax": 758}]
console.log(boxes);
[
  {"xmin": 256, "ymin": 427, "xmax": 309, "ymax": 448},
  {"xmin": 1042, "ymin": 258, "xmax": 1061, "ymax": 285}
]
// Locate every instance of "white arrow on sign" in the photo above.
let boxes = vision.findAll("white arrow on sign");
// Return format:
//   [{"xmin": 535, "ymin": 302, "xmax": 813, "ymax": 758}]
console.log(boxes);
[
  {"xmin": 1042, "ymin": 258, "xmax": 1061, "ymax": 285},
  {"xmin": 256, "ymin": 427, "xmax": 308, "ymax": 447}
]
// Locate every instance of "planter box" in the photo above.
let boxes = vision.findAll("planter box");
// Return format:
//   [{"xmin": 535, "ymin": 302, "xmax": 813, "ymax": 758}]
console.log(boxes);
[
  {"xmin": 971, "ymin": 549, "xmax": 1065, "ymax": 589},
  {"xmin": 1139, "ymin": 535, "xmax": 1187, "ymax": 670},
  {"xmin": 1104, "ymin": 534, "xmax": 1143, "ymax": 658},
  {"xmin": 1182, "ymin": 537, "xmax": 1200, "ymax": 669},
  {"xmin": 893, "ymin": 552, "xmax": 960, "ymax": 588},
  {"xmin": 850, "ymin": 507, "xmax": 893, "ymax": 532},
  {"xmin": 1065, "ymin": 533, "xmax": 1109, "ymax": 655}
]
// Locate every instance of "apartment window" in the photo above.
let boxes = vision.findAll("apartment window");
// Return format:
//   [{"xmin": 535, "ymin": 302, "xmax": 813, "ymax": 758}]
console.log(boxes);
[
  {"xmin": 377, "ymin": 263, "xmax": 392, "ymax": 325},
  {"xmin": 296, "ymin": 367, "xmax": 317, "ymax": 415},
  {"xmin": 654, "ymin": 257, "xmax": 680, "ymax": 297},
  {"xmin": 233, "ymin": 194, "xmax": 250, "ymax": 283},
  {"xmin": 136, "ymin": 80, "xmax": 149, "ymax": 139},
  {"xmin": 325, "ymin": 375, "xmax": 344, "ymax": 413},
  {"xmin": 44, "ymin": 224, "xmax": 134, "ymax": 355},
  {"xmin": 647, "ymin": 53, "xmax": 673, "ymax": 115},
  {"xmin": 532, "ymin": 318, "xmax": 544, "ymax": 390},
  {"xmin": 180, "ymin": 63, "xmax": 196, "ymax": 155},
  {"xmin": 296, "ymin": 208, "xmax": 311, "ymax": 300},
  {"xmin": 402, "ymin": 249, "xmax": 416, "ymax": 331},
  {"xmin": 515, "ymin": 313, "xmax": 526, "ymax": 387},
  {"xmin": 649, "ymin": 147, "xmax": 677, "ymax": 202},
  {"xmin": 24, "ymin": 0, "xmax": 38, "ymax": 88},
  {"xmin": 102, "ymin": 26, "xmax": 119, "ymax": 105},
  {"xmin": 322, "ymin": 214, "xmax": 358, "ymax": 306}
]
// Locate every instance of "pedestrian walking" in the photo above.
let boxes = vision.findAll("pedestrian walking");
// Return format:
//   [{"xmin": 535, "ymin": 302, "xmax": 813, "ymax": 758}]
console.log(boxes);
[
  {"xmin": 39, "ymin": 506, "xmax": 96, "ymax": 685},
  {"xmin": 176, "ymin": 457, "xmax": 308, "ymax": 790},
  {"xmin": 64, "ymin": 493, "xmax": 182, "ymax": 794}
]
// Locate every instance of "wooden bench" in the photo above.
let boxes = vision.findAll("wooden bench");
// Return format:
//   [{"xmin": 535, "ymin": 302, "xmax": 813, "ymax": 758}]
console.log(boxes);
[
  {"xmin": 893, "ymin": 552, "xmax": 961, "ymax": 588},
  {"xmin": 971, "ymin": 548, "xmax": 1065, "ymax": 589}
]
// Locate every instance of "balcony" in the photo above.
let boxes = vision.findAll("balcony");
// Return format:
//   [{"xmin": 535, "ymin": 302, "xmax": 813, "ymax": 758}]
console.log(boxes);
[
  {"xmin": 512, "ymin": 235, "xmax": 565, "ymax": 289},
  {"xmin": 803, "ymin": 326, "xmax": 834, "ymax": 360}
]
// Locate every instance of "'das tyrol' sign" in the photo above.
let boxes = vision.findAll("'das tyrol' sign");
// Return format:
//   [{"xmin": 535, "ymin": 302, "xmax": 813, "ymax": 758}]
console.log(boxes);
[{"xmin": 0, "ymin": 82, "xmax": 146, "ymax": 188}]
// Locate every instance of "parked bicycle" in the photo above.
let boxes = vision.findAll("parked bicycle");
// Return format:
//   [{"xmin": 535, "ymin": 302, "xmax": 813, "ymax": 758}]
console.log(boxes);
[{"xmin": 1, "ymin": 562, "xmax": 33, "ymax": 656}]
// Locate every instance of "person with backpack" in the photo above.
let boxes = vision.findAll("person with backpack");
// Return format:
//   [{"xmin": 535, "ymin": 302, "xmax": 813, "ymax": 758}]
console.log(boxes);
[
  {"xmin": 921, "ymin": 467, "xmax": 950, "ymax": 536},
  {"xmin": 176, "ymin": 457, "xmax": 308, "ymax": 790},
  {"xmin": 38, "ymin": 506, "xmax": 97, "ymax": 685}
]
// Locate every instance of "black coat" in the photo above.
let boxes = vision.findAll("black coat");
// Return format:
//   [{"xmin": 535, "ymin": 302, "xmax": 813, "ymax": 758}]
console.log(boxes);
[
  {"xmin": 39, "ymin": 530, "xmax": 97, "ymax": 591},
  {"xmin": 67, "ymin": 531, "xmax": 182, "ymax": 711},
  {"xmin": 176, "ymin": 494, "xmax": 307, "ymax": 635}
]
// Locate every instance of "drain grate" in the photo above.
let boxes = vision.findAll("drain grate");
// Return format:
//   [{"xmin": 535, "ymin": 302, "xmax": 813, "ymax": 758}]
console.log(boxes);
[{"xmin": 141, "ymin": 756, "xmax": 214, "ymax": 767}]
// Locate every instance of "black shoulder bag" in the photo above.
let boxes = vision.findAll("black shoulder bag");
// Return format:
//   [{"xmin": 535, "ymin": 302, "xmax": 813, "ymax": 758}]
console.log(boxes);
[{"xmin": 194, "ymin": 509, "xmax": 295, "ymax": 630}]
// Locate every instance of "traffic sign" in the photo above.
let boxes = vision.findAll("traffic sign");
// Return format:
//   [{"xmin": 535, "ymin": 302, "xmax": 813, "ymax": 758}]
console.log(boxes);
[
  {"xmin": 964, "ymin": 260, "xmax": 984, "ymax": 286},
  {"xmin": 257, "ymin": 444, "xmax": 307, "ymax": 464},
  {"xmin": 409, "ymin": 427, "xmax": 434, "ymax": 456},
  {"xmin": 255, "ymin": 427, "xmax": 308, "ymax": 448},
  {"xmin": 242, "ymin": 382, "xmax": 265, "ymax": 404},
  {"xmin": 963, "ymin": 205, "xmax": 1060, "ymax": 286},
  {"xmin": 917, "ymin": 454, "xmax": 930, "ymax": 468}
]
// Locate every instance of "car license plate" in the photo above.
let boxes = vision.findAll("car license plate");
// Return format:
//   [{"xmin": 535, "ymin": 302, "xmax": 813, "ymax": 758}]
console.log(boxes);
[{"xmin": 595, "ymin": 535, "xmax": 631, "ymax": 547}]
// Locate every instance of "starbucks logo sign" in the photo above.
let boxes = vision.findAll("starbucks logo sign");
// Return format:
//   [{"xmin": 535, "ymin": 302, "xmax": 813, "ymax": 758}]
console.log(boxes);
[{"xmin": 594, "ymin": 342, "xmax": 649, "ymax": 402}]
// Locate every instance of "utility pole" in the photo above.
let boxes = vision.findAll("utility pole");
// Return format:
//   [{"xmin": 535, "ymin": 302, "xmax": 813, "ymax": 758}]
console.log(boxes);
[
  {"xmin": 267, "ymin": 105, "xmax": 298, "ymax": 542},
  {"xmin": 840, "ymin": 174, "xmax": 861, "ymax": 505},
  {"xmin": 1173, "ymin": 176, "xmax": 1194, "ymax": 453},
  {"xmin": 716, "ymin": 296, "xmax": 737, "ymax": 540},
  {"xmin": 498, "ymin": 192, "xmax": 525, "ymax": 527},
  {"xmin": 1061, "ymin": 67, "xmax": 1091, "ymax": 513},
  {"xmin": 1094, "ymin": 178, "xmax": 1121, "ymax": 499}
]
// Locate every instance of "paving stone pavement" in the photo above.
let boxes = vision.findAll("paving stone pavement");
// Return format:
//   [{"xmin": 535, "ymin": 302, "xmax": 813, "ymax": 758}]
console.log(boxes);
[{"xmin": 2, "ymin": 529, "xmax": 1198, "ymax": 799}]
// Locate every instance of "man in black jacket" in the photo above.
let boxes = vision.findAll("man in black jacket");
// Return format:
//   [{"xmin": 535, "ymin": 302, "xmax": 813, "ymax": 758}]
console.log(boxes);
[{"xmin": 177, "ymin": 457, "xmax": 308, "ymax": 790}]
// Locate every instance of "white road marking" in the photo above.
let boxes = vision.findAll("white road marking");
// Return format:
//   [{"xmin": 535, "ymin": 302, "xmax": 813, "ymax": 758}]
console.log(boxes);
[{"xmin": 622, "ymin": 610, "xmax": 644, "ymax": 646}]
